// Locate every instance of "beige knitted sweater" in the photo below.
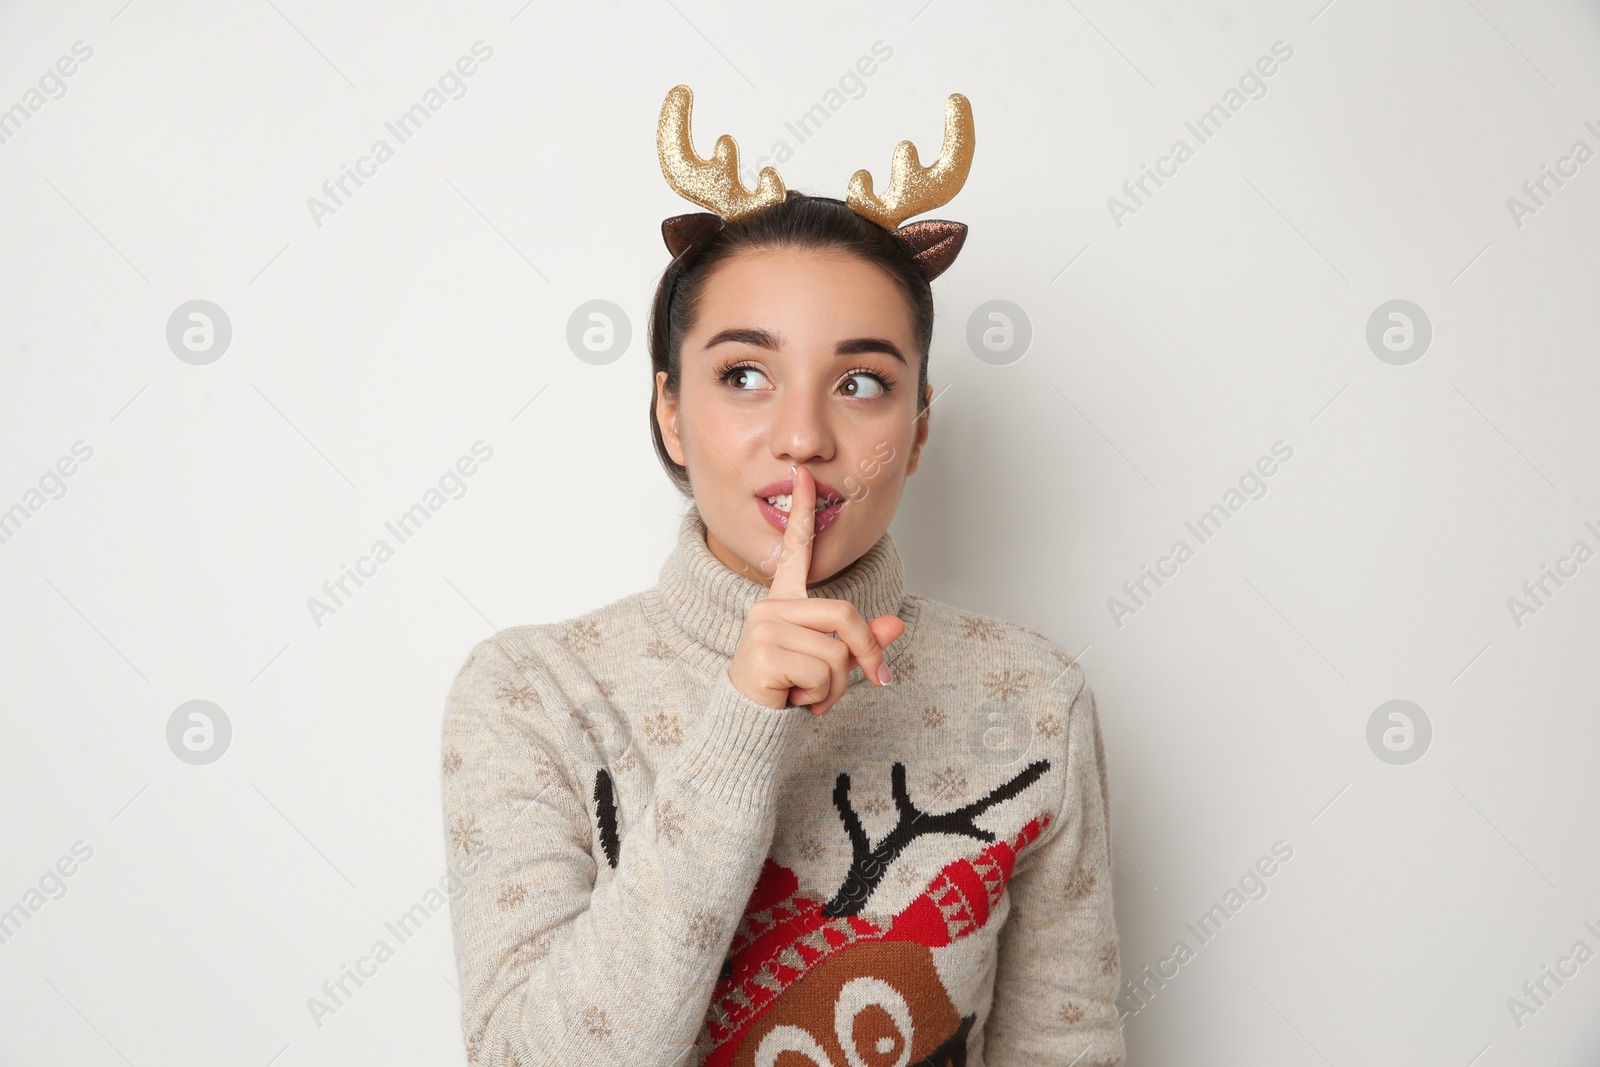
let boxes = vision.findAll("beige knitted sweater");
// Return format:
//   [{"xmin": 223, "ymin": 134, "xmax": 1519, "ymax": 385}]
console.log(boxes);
[{"xmin": 440, "ymin": 503, "xmax": 1124, "ymax": 1066}]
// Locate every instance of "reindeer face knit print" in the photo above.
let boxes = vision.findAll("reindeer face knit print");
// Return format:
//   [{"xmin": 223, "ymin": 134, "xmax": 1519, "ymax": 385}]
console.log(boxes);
[{"xmin": 440, "ymin": 504, "xmax": 1125, "ymax": 1066}]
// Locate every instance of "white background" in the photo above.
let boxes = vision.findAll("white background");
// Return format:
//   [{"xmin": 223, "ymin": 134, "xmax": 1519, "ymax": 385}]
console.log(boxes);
[{"xmin": 2, "ymin": 1, "xmax": 1598, "ymax": 1064}]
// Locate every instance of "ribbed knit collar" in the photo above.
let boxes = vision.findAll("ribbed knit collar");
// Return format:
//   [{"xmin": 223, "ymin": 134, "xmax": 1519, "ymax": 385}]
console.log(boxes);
[{"xmin": 640, "ymin": 503, "xmax": 919, "ymax": 678}]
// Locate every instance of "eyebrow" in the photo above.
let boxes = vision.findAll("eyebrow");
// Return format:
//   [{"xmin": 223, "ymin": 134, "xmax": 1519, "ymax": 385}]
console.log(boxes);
[{"xmin": 703, "ymin": 327, "xmax": 906, "ymax": 366}]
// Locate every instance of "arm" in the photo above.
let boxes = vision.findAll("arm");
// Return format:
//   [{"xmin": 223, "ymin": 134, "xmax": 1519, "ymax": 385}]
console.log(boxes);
[
  {"xmin": 441, "ymin": 634, "xmax": 807, "ymax": 1066},
  {"xmin": 982, "ymin": 672, "xmax": 1125, "ymax": 1065}
]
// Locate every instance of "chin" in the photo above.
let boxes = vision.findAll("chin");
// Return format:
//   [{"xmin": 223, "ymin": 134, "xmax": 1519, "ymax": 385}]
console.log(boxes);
[{"xmin": 780, "ymin": 523, "xmax": 875, "ymax": 585}]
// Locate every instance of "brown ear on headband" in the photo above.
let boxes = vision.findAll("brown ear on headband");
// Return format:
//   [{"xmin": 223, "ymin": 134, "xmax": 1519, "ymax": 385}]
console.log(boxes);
[
  {"xmin": 891, "ymin": 219, "xmax": 967, "ymax": 282},
  {"xmin": 662, "ymin": 211, "xmax": 722, "ymax": 261}
]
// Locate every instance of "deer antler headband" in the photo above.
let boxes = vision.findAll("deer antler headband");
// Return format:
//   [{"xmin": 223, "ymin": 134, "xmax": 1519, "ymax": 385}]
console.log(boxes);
[{"xmin": 656, "ymin": 84, "xmax": 975, "ymax": 282}]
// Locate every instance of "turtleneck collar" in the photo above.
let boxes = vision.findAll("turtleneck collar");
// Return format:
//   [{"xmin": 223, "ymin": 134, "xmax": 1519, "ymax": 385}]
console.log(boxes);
[{"xmin": 640, "ymin": 503, "xmax": 919, "ymax": 678}]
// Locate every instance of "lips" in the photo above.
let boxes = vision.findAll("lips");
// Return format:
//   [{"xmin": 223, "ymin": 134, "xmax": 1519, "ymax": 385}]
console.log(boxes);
[
  {"xmin": 753, "ymin": 477, "xmax": 847, "ymax": 535},
  {"xmin": 754, "ymin": 477, "xmax": 844, "ymax": 505}
]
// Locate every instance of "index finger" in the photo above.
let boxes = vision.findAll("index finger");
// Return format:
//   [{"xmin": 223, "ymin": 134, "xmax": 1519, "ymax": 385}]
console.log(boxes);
[{"xmin": 767, "ymin": 461, "xmax": 815, "ymax": 600}]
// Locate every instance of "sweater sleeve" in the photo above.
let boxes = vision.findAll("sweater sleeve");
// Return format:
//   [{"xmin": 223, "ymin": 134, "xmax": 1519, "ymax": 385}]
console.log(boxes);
[
  {"xmin": 440, "ymin": 634, "xmax": 809, "ymax": 1066},
  {"xmin": 982, "ymin": 673, "xmax": 1125, "ymax": 1065}
]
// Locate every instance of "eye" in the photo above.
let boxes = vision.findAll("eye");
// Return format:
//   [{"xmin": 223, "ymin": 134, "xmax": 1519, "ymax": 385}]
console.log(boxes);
[
  {"xmin": 840, "ymin": 369, "xmax": 891, "ymax": 399},
  {"xmin": 716, "ymin": 362, "xmax": 770, "ymax": 391},
  {"xmin": 753, "ymin": 1024, "xmax": 830, "ymax": 1067},
  {"xmin": 835, "ymin": 976, "xmax": 914, "ymax": 1067}
]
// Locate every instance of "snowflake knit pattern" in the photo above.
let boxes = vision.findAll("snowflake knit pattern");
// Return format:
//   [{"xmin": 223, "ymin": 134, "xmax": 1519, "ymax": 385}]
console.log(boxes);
[{"xmin": 440, "ymin": 503, "xmax": 1124, "ymax": 1066}]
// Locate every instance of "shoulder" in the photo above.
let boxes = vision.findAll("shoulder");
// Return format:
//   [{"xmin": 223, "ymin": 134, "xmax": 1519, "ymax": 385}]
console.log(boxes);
[
  {"xmin": 441, "ymin": 593, "xmax": 654, "ymax": 800},
  {"xmin": 444, "ymin": 588, "xmax": 651, "ymax": 720},
  {"xmin": 900, "ymin": 592, "xmax": 1088, "ymax": 708}
]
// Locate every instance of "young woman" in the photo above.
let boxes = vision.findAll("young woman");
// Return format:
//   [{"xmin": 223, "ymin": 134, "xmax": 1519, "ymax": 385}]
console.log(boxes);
[{"xmin": 441, "ymin": 86, "xmax": 1124, "ymax": 1066}]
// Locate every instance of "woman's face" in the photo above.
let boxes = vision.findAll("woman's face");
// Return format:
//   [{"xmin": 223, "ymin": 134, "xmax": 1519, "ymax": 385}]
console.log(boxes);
[{"xmin": 655, "ymin": 246, "xmax": 933, "ymax": 587}]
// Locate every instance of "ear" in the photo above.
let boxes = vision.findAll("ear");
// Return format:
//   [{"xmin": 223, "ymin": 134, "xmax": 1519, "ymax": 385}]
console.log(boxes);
[
  {"xmin": 662, "ymin": 212, "xmax": 723, "ymax": 260},
  {"xmin": 905, "ymin": 382, "xmax": 933, "ymax": 476},
  {"xmin": 891, "ymin": 220, "xmax": 967, "ymax": 282},
  {"xmin": 655, "ymin": 370, "xmax": 686, "ymax": 465}
]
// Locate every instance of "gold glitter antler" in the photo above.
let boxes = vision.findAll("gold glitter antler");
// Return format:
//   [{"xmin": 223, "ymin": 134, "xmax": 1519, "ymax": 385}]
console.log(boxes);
[
  {"xmin": 657, "ymin": 84, "xmax": 786, "ymax": 221},
  {"xmin": 846, "ymin": 93, "xmax": 975, "ymax": 230}
]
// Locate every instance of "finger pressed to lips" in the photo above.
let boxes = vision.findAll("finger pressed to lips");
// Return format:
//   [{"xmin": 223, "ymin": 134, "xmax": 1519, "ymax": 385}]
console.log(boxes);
[
  {"xmin": 756, "ymin": 461, "xmax": 897, "ymax": 712},
  {"xmin": 767, "ymin": 462, "xmax": 816, "ymax": 601}
]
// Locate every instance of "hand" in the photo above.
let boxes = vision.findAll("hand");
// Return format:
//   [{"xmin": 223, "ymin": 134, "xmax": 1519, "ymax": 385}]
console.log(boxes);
[{"xmin": 727, "ymin": 462, "xmax": 906, "ymax": 716}]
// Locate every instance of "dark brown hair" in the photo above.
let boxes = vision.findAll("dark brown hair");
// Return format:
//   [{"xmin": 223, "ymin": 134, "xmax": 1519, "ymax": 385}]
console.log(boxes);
[{"xmin": 647, "ymin": 191, "xmax": 934, "ymax": 498}]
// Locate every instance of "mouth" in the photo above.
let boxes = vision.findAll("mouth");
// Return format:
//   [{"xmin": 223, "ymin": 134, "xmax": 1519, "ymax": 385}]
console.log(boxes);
[{"xmin": 753, "ymin": 478, "xmax": 846, "ymax": 535}]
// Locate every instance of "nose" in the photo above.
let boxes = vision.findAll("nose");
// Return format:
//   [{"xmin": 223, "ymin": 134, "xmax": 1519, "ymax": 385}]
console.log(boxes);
[{"xmin": 769, "ymin": 380, "xmax": 836, "ymax": 466}]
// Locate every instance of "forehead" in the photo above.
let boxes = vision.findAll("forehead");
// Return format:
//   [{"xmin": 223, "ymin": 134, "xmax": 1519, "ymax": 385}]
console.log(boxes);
[{"xmin": 692, "ymin": 247, "xmax": 915, "ymax": 343}]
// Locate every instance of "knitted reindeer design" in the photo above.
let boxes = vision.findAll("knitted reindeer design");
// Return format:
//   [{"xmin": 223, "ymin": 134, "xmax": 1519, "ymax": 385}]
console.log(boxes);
[
  {"xmin": 587, "ymin": 754, "xmax": 1051, "ymax": 1065},
  {"xmin": 695, "ymin": 757, "xmax": 1052, "ymax": 1067}
]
